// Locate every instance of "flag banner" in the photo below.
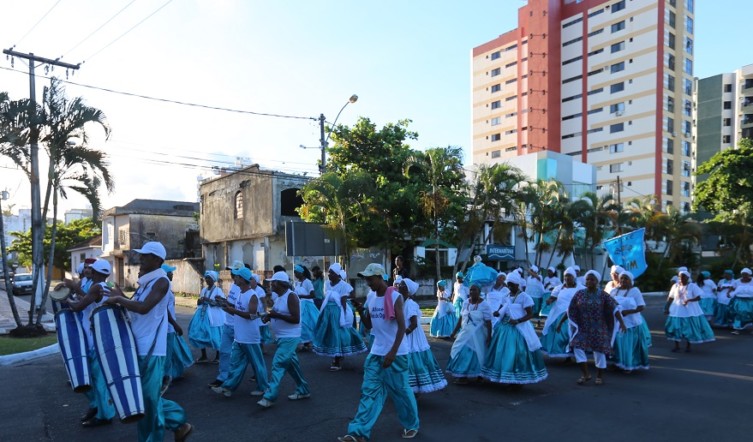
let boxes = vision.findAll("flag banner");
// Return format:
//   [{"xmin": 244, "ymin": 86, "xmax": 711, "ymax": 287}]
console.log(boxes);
[{"xmin": 602, "ymin": 228, "xmax": 648, "ymax": 279}]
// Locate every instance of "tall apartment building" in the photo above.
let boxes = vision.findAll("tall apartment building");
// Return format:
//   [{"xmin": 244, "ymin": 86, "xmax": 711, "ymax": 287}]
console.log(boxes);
[
  {"xmin": 472, "ymin": 0, "xmax": 695, "ymax": 212},
  {"xmin": 696, "ymin": 64, "xmax": 753, "ymax": 174}
]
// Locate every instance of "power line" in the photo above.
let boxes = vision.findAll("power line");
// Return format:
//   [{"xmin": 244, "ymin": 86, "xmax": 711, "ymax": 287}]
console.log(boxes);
[
  {"xmin": 61, "ymin": 0, "xmax": 138, "ymax": 60},
  {"xmin": 82, "ymin": 0, "xmax": 174, "ymax": 63},
  {"xmin": 9, "ymin": 0, "xmax": 64, "ymax": 50}
]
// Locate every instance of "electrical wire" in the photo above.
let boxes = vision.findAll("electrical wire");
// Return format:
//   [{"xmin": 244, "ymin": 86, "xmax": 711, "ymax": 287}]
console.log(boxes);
[
  {"xmin": 9, "ymin": 0, "xmax": 64, "ymax": 50},
  {"xmin": 82, "ymin": 0, "xmax": 173, "ymax": 63},
  {"xmin": 61, "ymin": 0, "xmax": 138, "ymax": 60}
]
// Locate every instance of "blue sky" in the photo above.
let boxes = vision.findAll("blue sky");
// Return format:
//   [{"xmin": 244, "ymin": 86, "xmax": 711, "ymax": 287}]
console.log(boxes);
[{"xmin": 0, "ymin": 0, "xmax": 750, "ymax": 215}]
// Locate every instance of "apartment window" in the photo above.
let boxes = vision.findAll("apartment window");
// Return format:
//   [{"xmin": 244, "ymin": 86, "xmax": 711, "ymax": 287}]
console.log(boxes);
[
  {"xmin": 684, "ymin": 79, "xmax": 693, "ymax": 95},
  {"xmin": 587, "ymin": 127, "xmax": 604, "ymax": 134},
  {"xmin": 683, "ymin": 100, "xmax": 692, "ymax": 116},
  {"xmin": 491, "ymin": 117, "xmax": 501, "ymax": 126},
  {"xmin": 612, "ymin": 0, "xmax": 626, "ymax": 13},
  {"xmin": 610, "ymin": 102, "xmax": 626, "ymax": 114},
  {"xmin": 723, "ymin": 101, "xmax": 732, "ymax": 110},
  {"xmin": 505, "ymin": 78, "xmax": 517, "ymax": 85},
  {"xmin": 610, "ymin": 123, "xmax": 625, "ymax": 133},
  {"xmin": 612, "ymin": 20, "xmax": 626, "ymax": 33},
  {"xmin": 667, "ymin": 117, "xmax": 675, "ymax": 133},
  {"xmin": 682, "ymin": 120, "xmax": 692, "ymax": 135},
  {"xmin": 505, "ymin": 44, "xmax": 518, "ymax": 52},
  {"xmin": 505, "ymin": 61, "xmax": 517, "ymax": 68},
  {"xmin": 563, "ymin": 74, "xmax": 583, "ymax": 84},
  {"xmin": 682, "ymin": 181, "xmax": 691, "ymax": 197},
  {"xmin": 562, "ymin": 112, "xmax": 583, "ymax": 121},
  {"xmin": 667, "ymin": 74, "xmax": 675, "ymax": 92},
  {"xmin": 563, "ymin": 36, "xmax": 583, "ymax": 47},
  {"xmin": 669, "ymin": 0, "xmax": 676, "ymax": 6},
  {"xmin": 588, "ymin": 107, "xmax": 604, "ymax": 115},
  {"xmin": 666, "ymin": 180, "xmax": 674, "ymax": 195},
  {"xmin": 588, "ymin": 48, "xmax": 604, "ymax": 56},
  {"xmin": 505, "ymin": 129, "xmax": 517, "ymax": 135},
  {"xmin": 667, "ymin": 54, "xmax": 675, "ymax": 70},
  {"xmin": 684, "ymin": 58, "xmax": 693, "ymax": 75},
  {"xmin": 563, "ymin": 16, "xmax": 584, "ymax": 28},
  {"xmin": 668, "ymin": 11, "xmax": 676, "ymax": 28},
  {"xmin": 610, "ymin": 41, "xmax": 625, "ymax": 53},
  {"xmin": 668, "ymin": 32, "xmax": 676, "ymax": 50},
  {"xmin": 563, "ymin": 55, "xmax": 583, "ymax": 66},
  {"xmin": 505, "ymin": 95, "xmax": 517, "ymax": 102},
  {"xmin": 667, "ymin": 138, "xmax": 675, "ymax": 154},
  {"xmin": 666, "ymin": 159, "xmax": 674, "ymax": 174},
  {"xmin": 588, "ymin": 28, "xmax": 604, "ymax": 37},
  {"xmin": 723, "ymin": 84, "xmax": 733, "ymax": 93},
  {"xmin": 723, "ymin": 135, "xmax": 731, "ymax": 144},
  {"xmin": 610, "ymin": 143, "xmax": 624, "ymax": 153},
  {"xmin": 588, "ymin": 68, "xmax": 604, "ymax": 76},
  {"xmin": 505, "ymin": 111, "xmax": 517, "ymax": 118},
  {"xmin": 588, "ymin": 88, "xmax": 604, "ymax": 96},
  {"xmin": 667, "ymin": 96, "xmax": 675, "ymax": 112},
  {"xmin": 682, "ymin": 140, "xmax": 691, "ymax": 156},
  {"xmin": 685, "ymin": 16, "xmax": 693, "ymax": 33},
  {"xmin": 682, "ymin": 161, "xmax": 691, "ymax": 177},
  {"xmin": 491, "ymin": 68, "xmax": 501, "ymax": 77},
  {"xmin": 589, "ymin": 8, "xmax": 605, "ymax": 18},
  {"xmin": 491, "ymin": 51, "xmax": 501, "ymax": 60},
  {"xmin": 610, "ymin": 82, "xmax": 625, "ymax": 93},
  {"xmin": 506, "ymin": 146, "xmax": 518, "ymax": 152},
  {"xmin": 610, "ymin": 163, "xmax": 623, "ymax": 173},
  {"xmin": 234, "ymin": 191, "xmax": 244, "ymax": 219},
  {"xmin": 611, "ymin": 61, "xmax": 625, "ymax": 73},
  {"xmin": 491, "ymin": 133, "xmax": 501, "ymax": 142},
  {"xmin": 562, "ymin": 93, "xmax": 583, "ymax": 103},
  {"xmin": 491, "ymin": 150, "xmax": 501, "ymax": 158},
  {"xmin": 491, "ymin": 100, "xmax": 501, "ymax": 109},
  {"xmin": 685, "ymin": 37, "xmax": 693, "ymax": 54},
  {"xmin": 723, "ymin": 118, "xmax": 732, "ymax": 127},
  {"xmin": 685, "ymin": 0, "xmax": 694, "ymax": 13}
]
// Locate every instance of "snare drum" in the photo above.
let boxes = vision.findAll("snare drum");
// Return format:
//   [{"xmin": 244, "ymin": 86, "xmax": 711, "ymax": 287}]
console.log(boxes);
[
  {"xmin": 91, "ymin": 304, "xmax": 144, "ymax": 423},
  {"xmin": 54, "ymin": 309, "xmax": 91, "ymax": 393}
]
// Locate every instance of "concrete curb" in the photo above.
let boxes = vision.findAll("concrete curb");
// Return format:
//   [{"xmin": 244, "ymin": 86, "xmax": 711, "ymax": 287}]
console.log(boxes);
[{"xmin": 0, "ymin": 343, "xmax": 60, "ymax": 367}]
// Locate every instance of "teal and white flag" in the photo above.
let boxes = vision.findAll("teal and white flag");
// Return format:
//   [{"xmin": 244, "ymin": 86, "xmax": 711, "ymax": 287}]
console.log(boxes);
[{"xmin": 602, "ymin": 228, "xmax": 648, "ymax": 278}]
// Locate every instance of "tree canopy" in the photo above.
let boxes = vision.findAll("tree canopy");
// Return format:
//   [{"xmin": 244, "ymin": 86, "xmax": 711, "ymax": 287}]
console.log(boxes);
[
  {"xmin": 694, "ymin": 138, "xmax": 753, "ymax": 224},
  {"xmin": 9, "ymin": 217, "xmax": 101, "ymax": 272}
]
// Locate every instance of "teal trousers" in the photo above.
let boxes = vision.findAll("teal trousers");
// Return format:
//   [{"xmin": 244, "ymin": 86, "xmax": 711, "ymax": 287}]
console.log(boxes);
[
  {"xmin": 263, "ymin": 337, "xmax": 309, "ymax": 402},
  {"xmin": 137, "ymin": 356, "xmax": 187, "ymax": 442}
]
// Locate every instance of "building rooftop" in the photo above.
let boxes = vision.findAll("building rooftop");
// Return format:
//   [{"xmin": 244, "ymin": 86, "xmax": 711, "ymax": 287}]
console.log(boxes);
[{"xmin": 103, "ymin": 199, "xmax": 199, "ymax": 217}]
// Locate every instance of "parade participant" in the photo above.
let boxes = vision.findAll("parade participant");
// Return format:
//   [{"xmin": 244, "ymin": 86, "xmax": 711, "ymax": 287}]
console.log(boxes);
[
  {"xmin": 338, "ymin": 264, "xmax": 419, "ymax": 442},
  {"xmin": 543, "ymin": 267, "xmax": 561, "ymax": 291},
  {"xmin": 452, "ymin": 272, "xmax": 468, "ymax": 318},
  {"xmin": 208, "ymin": 262, "xmax": 243, "ymax": 389},
  {"xmin": 485, "ymin": 272, "xmax": 510, "ymax": 327},
  {"xmin": 574, "ymin": 265, "xmax": 586, "ymax": 287},
  {"xmin": 483, "ymin": 272, "xmax": 547, "ymax": 385},
  {"xmin": 392, "ymin": 255, "xmax": 409, "ymax": 283},
  {"xmin": 399, "ymin": 278, "xmax": 447, "ymax": 394},
  {"xmin": 105, "ymin": 242, "xmax": 192, "ymax": 441},
  {"xmin": 714, "ymin": 269, "xmax": 737, "ymax": 327},
  {"xmin": 311, "ymin": 265, "xmax": 325, "ymax": 308},
  {"xmin": 565, "ymin": 270, "xmax": 626, "ymax": 386},
  {"xmin": 293, "ymin": 264, "xmax": 319, "ymax": 350},
  {"xmin": 729, "ymin": 268, "xmax": 753, "ymax": 334},
  {"xmin": 447, "ymin": 284, "xmax": 492, "ymax": 384},
  {"xmin": 541, "ymin": 267, "xmax": 582, "ymax": 359},
  {"xmin": 429, "ymin": 279, "xmax": 456, "ymax": 338},
  {"xmin": 313, "ymin": 263, "xmax": 367, "ymax": 371},
  {"xmin": 696, "ymin": 271, "xmax": 717, "ymax": 320},
  {"xmin": 188, "ymin": 271, "xmax": 224, "ymax": 363},
  {"xmin": 257, "ymin": 271, "xmax": 311, "ymax": 408},
  {"xmin": 57, "ymin": 259, "xmax": 116, "ymax": 428},
  {"xmin": 664, "ymin": 269, "xmax": 715, "ymax": 352},
  {"xmin": 254, "ymin": 272, "xmax": 273, "ymax": 349},
  {"xmin": 604, "ymin": 265, "xmax": 625, "ymax": 293},
  {"xmin": 211, "ymin": 267, "xmax": 269, "ymax": 397},
  {"xmin": 609, "ymin": 271, "xmax": 651, "ymax": 372},
  {"xmin": 162, "ymin": 264, "xmax": 193, "ymax": 392},
  {"xmin": 526, "ymin": 265, "xmax": 546, "ymax": 317}
]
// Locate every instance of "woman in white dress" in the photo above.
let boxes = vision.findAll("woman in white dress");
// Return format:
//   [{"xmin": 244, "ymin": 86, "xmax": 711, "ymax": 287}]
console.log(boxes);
[
  {"xmin": 696, "ymin": 271, "xmax": 717, "ymax": 320},
  {"xmin": 447, "ymin": 284, "xmax": 492, "ymax": 384},
  {"xmin": 729, "ymin": 268, "xmax": 753, "ymax": 334},
  {"xmin": 609, "ymin": 271, "xmax": 651, "ymax": 372},
  {"xmin": 540, "ymin": 267, "xmax": 583, "ymax": 358},
  {"xmin": 188, "ymin": 271, "xmax": 225, "ymax": 363},
  {"xmin": 293, "ymin": 265, "xmax": 320, "ymax": 350},
  {"xmin": 430, "ymin": 280, "xmax": 457, "ymax": 338},
  {"xmin": 664, "ymin": 270, "xmax": 715, "ymax": 352},
  {"xmin": 604, "ymin": 265, "xmax": 625, "ymax": 293}
]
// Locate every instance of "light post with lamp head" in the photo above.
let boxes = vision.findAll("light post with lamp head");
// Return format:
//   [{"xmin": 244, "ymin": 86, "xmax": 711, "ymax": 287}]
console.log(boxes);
[{"xmin": 300, "ymin": 94, "xmax": 358, "ymax": 175}]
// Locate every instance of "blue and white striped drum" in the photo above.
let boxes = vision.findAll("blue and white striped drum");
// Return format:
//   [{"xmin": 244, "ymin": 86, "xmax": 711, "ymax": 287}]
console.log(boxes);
[
  {"xmin": 91, "ymin": 304, "xmax": 144, "ymax": 423},
  {"xmin": 54, "ymin": 309, "xmax": 91, "ymax": 393}
]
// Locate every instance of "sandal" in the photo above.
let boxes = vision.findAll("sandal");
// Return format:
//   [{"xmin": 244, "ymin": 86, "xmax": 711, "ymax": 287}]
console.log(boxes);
[
  {"xmin": 175, "ymin": 423, "xmax": 193, "ymax": 442},
  {"xmin": 402, "ymin": 428, "xmax": 418, "ymax": 439},
  {"xmin": 337, "ymin": 435, "xmax": 366, "ymax": 442},
  {"xmin": 329, "ymin": 364, "xmax": 342, "ymax": 372},
  {"xmin": 576, "ymin": 375, "xmax": 592, "ymax": 385},
  {"xmin": 594, "ymin": 377, "xmax": 603, "ymax": 386}
]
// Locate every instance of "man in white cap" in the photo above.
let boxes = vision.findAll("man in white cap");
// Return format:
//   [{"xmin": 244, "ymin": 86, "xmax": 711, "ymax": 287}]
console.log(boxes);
[
  {"xmin": 106, "ymin": 242, "xmax": 192, "ymax": 441},
  {"xmin": 729, "ymin": 268, "xmax": 753, "ymax": 334},
  {"xmin": 57, "ymin": 259, "xmax": 116, "ymax": 428},
  {"xmin": 257, "ymin": 271, "xmax": 310, "ymax": 408},
  {"xmin": 339, "ymin": 263, "xmax": 419, "ymax": 442},
  {"xmin": 543, "ymin": 267, "xmax": 561, "ymax": 292}
]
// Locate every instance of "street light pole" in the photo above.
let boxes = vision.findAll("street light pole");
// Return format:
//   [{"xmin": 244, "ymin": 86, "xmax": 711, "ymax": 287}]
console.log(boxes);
[{"xmin": 317, "ymin": 94, "xmax": 358, "ymax": 175}]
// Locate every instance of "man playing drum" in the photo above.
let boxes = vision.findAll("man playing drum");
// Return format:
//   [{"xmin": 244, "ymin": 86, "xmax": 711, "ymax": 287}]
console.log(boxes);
[{"xmin": 107, "ymin": 242, "xmax": 193, "ymax": 442}]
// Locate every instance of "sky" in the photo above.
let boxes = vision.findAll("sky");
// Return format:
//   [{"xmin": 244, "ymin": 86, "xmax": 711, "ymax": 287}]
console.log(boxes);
[{"xmin": 0, "ymin": 0, "xmax": 750, "ymax": 217}]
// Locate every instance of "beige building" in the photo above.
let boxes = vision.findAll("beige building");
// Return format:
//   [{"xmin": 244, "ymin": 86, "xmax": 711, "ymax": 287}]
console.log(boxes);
[{"xmin": 472, "ymin": 0, "xmax": 695, "ymax": 212}]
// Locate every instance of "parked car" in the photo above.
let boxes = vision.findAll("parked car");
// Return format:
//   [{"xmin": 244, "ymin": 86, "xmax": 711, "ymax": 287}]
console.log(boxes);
[{"xmin": 8, "ymin": 273, "xmax": 33, "ymax": 296}]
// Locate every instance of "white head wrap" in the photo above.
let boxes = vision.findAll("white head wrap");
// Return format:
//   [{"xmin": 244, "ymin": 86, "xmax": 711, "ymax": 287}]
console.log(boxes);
[
  {"xmin": 741, "ymin": 268, "xmax": 752, "ymax": 276},
  {"xmin": 585, "ymin": 270, "xmax": 601, "ymax": 282},
  {"xmin": 610, "ymin": 265, "xmax": 625, "ymax": 275},
  {"xmin": 328, "ymin": 263, "xmax": 342, "ymax": 275},
  {"xmin": 619, "ymin": 271, "xmax": 634, "ymax": 284},
  {"xmin": 564, "ymin": 267, "xmax": 577, "ymax": 278},
  {"xmin": 506, "ymin": 272, "xmax": 525, "ymax": 287},
  {"xmin": 402, "ymin": 278, "xmax": 419, "ymax": 295}
]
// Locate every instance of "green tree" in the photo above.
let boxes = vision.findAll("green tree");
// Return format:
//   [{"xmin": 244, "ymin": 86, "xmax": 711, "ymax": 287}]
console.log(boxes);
[
  {"xmin": 9, "ymin": 218, "xmax": 101, "ymax": 272},
  {"xmin": 569, "ymin": 192, "xmax": 619, "ymax": 269}
]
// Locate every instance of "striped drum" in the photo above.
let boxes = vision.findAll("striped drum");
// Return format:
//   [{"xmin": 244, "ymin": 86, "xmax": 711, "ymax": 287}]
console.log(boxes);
[
  {"xmin": 54, "ymin": 309, "xmax": 91, "ymax": 393},
  {"xmin": 91, "ymin": 304, "xmax": 144, "ymax": 423}
]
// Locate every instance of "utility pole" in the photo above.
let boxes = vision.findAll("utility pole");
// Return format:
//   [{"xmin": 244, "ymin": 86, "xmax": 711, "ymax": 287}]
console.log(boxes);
[
  {"xmin": 2, "ymin": 49, "xmax": 80, "ymax": 325},
  {"xmin": 318, "ymin": 113, "xmax": 326, "ymax": 175}
]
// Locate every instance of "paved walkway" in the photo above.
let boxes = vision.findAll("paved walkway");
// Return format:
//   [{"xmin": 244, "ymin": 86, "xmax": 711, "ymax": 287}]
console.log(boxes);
[{"xmin": 0, "ymin": 288, "xmax": 55, "ymax": 334}]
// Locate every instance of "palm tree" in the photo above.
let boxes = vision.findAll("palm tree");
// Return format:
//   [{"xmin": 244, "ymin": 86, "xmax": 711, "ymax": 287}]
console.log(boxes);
[
  {"xmin": 569, "ymin": 192, "xmax": 619, "ymax": 269},
  {"xmin": 527, "ymin": 179, "xmax": 568, "ymax": 266},
  {"xmin": 654, "ymin": 205, "xmax": 702, "ymax": 267}
]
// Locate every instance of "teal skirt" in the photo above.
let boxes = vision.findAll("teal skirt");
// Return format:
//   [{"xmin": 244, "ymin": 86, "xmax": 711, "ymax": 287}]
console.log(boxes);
[
  {"xmin": 300, "ymin": 301, "xmax": 319, "ymax": 343},
  {"xmin": 699, "ymin": 298, "xmax": 716, "ymax": 317},
  {"xmin": 407, "ymin": 349, "xmax": 447, "ymax": 393},
  {"xmin": 482, "ymin": 322, "xmax": 547, "ymax": 384},
  {"xmin": 430, "ymin": 311, "xmax": 457, "ymax": 338},
  {"xmin": 665, "ymin": 315, "xmax": 715, "ymax": 344},
  {"xmin": 612, "ymin": 321, "xmax": 651, "ymax": 371},
  {"xmin": 446, "ymin": 346, "xmax": 482, "ymax": 378},
  {"xmin": 453, "ymin": 298, "xmax": 464, "ymax": 319},
  {"xmin": 312, "ymin": 303, "xmax": 367, "ymax": 357},
  {"xmin": 165, "ymin": 332, "xmax": 194, "ymax": 379},
  {"xmin": 259, "ymin": 324, "xmax": 272, "ymax": 344},
  {"xmin": 530, "ymin": 297, "xmax": 544, "ymax": 317},
  {"xmin": 188, "ymin": 305, "xmax": 222, "ymax": 350},
  {"xmin": 730, "ymin": 297, "xmax": 753, "ymax": 330},
  {"xmin": 538, "ymin": 292, "xmax": 552, "ymax": 317},
  {"xmin": 539, "ymin": 314, "xmax": 572, "ymax": 358},
  {"xmin": 712, "ymin": 303, "xmax": 731, "ymax": 327}
]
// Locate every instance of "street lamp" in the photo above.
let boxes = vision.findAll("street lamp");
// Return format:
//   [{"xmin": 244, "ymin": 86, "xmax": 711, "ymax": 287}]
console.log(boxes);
[{"xmin": 314, "ymin": 94, "xmax": 358, "ymax": 175}]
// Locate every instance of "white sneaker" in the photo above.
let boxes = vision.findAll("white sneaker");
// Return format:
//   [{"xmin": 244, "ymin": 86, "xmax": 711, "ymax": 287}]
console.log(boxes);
[
  {"xmin": 287, "ymin": 393, "xmax": 311, "ymax": 400},
  {"xmin": 250, "ymin": 390, "xmax": 264, "ymax": 397},
  {"xmin": 257, "ymin": 398, "xmax": 273, "ymax": 408},
  {"xmin": 211, "ymin": 386, "xmax": 232, "ymax": 397}
]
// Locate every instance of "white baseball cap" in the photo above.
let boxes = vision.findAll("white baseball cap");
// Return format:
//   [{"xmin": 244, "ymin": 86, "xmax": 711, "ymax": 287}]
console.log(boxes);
[
  {"xmin": 90, "ymin": 259, "xmax": 111, "ymax": 276},
  {"xmin": 133, "ymin": 242, "xmax": 166, "ymax": 260}
]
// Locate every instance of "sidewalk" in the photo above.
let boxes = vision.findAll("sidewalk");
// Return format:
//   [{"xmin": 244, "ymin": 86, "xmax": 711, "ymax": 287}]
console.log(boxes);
[{"xmin": 0, "ymin": 289, "xmax": 56, "ymax": 334}]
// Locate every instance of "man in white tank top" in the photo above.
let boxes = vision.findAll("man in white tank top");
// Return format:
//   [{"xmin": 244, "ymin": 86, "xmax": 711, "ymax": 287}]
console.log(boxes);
[
  {"xmin": 338, "ymin": 263, "xmax": 419, "ymax": 442},
  {"xmin": 256, "ymin": 271, "xmax": 311, "ymax": 408}
]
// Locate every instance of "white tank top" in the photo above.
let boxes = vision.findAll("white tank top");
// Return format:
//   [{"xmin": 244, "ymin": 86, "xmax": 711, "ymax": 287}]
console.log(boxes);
[
  {"xmin": 368, "ymin": 291, "xmax": 410, "ymax": 357},
  {"xmin": 270, "ymin": 290, "xmax": 301, "ymax": 338}
]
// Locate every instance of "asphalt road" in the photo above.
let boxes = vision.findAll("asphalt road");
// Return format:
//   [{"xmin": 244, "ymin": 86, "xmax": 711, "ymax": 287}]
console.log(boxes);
[{"xmin": 1, "ymin": 297, "xmax": 752, "ymax": 442}]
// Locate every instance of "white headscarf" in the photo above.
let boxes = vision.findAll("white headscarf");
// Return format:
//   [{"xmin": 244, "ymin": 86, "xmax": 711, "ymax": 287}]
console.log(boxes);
[
  {"xmin": 619, "ymin": 271, "xmax": 634, "ymax": 285},
  {"xmin": 585, "ymin": 270, "xmax": 601, "ymax": 282},
  {"xmin": 506, "ymin": 272, "xmax": 525, "ymax": 287},
  {"xmin": 402, "ymin": 278, "xmax": 419, "ymax": 295},
  {"xmin": 564, "ymin": 267, "xmax": 577, "ymax": 278},
  {"xmin": 610, "ymin": 265, "xmax": 625, "ymax": 275}
]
